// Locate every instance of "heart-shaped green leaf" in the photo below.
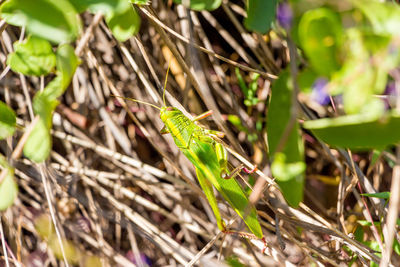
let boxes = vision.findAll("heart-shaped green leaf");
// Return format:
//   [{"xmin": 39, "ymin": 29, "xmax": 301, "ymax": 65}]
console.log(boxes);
[{"xmin": 7, "ymin": 36, "xmax": 56, "ymax": 76}]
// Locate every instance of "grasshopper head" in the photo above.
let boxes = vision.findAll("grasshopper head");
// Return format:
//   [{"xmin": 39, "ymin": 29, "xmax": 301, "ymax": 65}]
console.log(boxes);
[{"xmin": 160, "ymin": 106, "xmax": 181, "ymax": 123}]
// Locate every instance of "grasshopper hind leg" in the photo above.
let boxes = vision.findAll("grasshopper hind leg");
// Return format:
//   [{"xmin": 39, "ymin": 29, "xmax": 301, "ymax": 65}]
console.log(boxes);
[
  {"xmin": 214, "ymin": 142, "xmax": 257, "ymax": 179},
  {"xmin": 223, "ymin": 164, "xmax": 258, "ymax": 180},
  {"xmin": 195, "ymin": 167, "xmax": 226, "ymax": 232}
]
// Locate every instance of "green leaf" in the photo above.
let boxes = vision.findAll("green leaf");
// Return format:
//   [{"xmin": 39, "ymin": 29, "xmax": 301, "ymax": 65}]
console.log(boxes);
[
  {"xmin": 227, "ymin": 114, "xmax": 247, "ymax": 132},
  {"xmin": 226, "ymin": 256, "xmax": 245, "ymax": 267},
  {"xmin": 298, "ymin": 8, "xmax": 342, "ymax": 77},
  {"xmin": 70, "ymin": 0, "xmax": 118, "ymax": 14},
  {"xmin": 298, "ymin": 68, "xmax": 318, "ymax": 94},
  {"xmin": 244, "ymin": 0, "xmax": 278, "ymax": 34},
  {"xmin": 41, "ymin": 76, "xmax": 64, "ymax": 102},
  {"xmin": 48, "ymin": 236, "xmax": 80, "ymax": 264},
  {"xmin": 394, "ymin": 239, "xmax": 400, "ymax": 256},
  {"xmin": 267, "ymin": 70, "xmax": 305, "ymax": 207},
  {"xmin": 353, "ymin": 225, "xmax": 364, "ymax": 242},
  {"xmin": 23, "ymin": 92, "xmax": 58, "ymax": 162},
  {"xmin": 69, "ymin": 0, "xmax": 140, "ymax": 41},
  {"xmin": 106, "ymin": 3, "xmax": 141, "ymax": 42},
  {"xmin": 0, "ymin": 168, "xmax": 18, "ymax": 211},
  {"xmin": 353, "ymin": 0, "xmax": 400, "ymax": 36},
  {"xmin": 303, "ymin": 112, "xmax": 400, "ymax": 150},
  {"xmin": 357, "ymin": 220, "xmax": 380, "ymax": 227},
  {"xmin": 249, "ymin": 73, "xmax": 260, "ymax": 92},
  {"xmin": 235, "ymin": 68, "xmax": 248, "ymax": 95},
  {"xmin": 7, "ymin": 36, "xmax": 56, "ymax": 76},
  {"xmin": 173, "ymin": 0, "xmax": 222, "ymax": 11},
  {"xmin": 370, "ymin": 149, "xmax": 382, "ymax": 166},
  {"xmin": 361, "ymin": 192, "xmax": 390, "ymax": 199},
  {"xmin": 330, "ymin": 28, "xmax": 400, "ymax": 114},
  {"xmin": 55, "ymin": 44, "xmax": 80, "ymax": 91},
  {"xmin": 22, "ymin": 45, "xmax": 78, "ymax": 163},
  {"xmin": 0, "ymin": 0, "xmax": 81, "ymax": 44},
  {"xmin": 68, "ymin": 0, "xmax": 89, "ymax": 13},
  {"xmin": 271, "ymin": 153, "xmax": 306, "ymax": 182},
  {"xmin": 34, "ymin": 214, "xmax": 54, "ymax": 239},
  {"xmin": 23, "ymin": 118, "xmax": 52, "ymax": 163},
  {"xmin": 130, "ymin": 0, "xmax": 150, "ymax": 5},
  {"xmin": 0, "ymin": 100, "xmax": 16, "ymax": 140}
]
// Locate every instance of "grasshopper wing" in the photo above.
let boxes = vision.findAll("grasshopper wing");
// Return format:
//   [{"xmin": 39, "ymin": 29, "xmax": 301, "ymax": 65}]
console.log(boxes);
[{"xmin": 183, "ymin": 140, "xmax": 263, "ymax": 238}]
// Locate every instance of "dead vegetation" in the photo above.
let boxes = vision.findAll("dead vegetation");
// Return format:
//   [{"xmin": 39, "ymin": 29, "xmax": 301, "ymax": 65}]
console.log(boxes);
[{"xmin": 0, "ymin": 1, "xmax": 398, "ymax": 266}]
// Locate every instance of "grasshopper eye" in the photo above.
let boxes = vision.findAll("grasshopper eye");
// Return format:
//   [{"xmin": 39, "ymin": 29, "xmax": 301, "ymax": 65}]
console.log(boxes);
[{"xmin": 166, "ymin": 107, "xmax": 174, "ymax": 111}]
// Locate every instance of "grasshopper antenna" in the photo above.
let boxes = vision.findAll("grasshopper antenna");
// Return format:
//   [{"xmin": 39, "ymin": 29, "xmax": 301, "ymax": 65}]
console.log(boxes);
[
  {"xmin": 162, "ymin": 61, "xmax": 171, "ymax": 107},
  {"xmin": 111, "ymin": 95, "xmax": 161, "ymax": 111}
]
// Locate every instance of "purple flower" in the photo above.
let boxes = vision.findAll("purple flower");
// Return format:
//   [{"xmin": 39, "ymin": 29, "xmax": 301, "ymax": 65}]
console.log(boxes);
[
  {"xmin": 277, "ymin": 2, "xmax": 293, "ymax": 29},
  {"xmin": 383, "ymin": 81, "xmax": 397, "ymax": 109},
  {"xmin": 384, "ymin": 81, "xmax": 396, "ymax": 96},
  {"xmin": 311, "ymin": 78, "xmax": 331, "ymax": 105},
  {"xmin": 126, "ymin": 251, "xmax": 152, "ymax": 266}
]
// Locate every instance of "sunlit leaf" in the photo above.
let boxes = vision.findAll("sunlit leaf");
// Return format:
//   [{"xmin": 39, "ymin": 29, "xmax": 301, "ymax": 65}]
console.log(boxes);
[
  {"xmin": 0, "ymin": 0, "xmax": 81, "ymax": 44},
  {"xmin": 69, "ymin": 0, "xmax": 141, "ymax": 41},
  {"xmin": 358, "ymin": 220, "xmax": 380, "ymax": 227},
  {"xmin": 7, "ymin": 36, "xmax": 56, "ymax": 76},
  {"xmin": 353, "ymin": 0, "xmax": 400, "ymax": 36},
  {"xmin": 55, "ymin": 44, "xmax": 80, "ymax": 91},
  {"xmin": 23, "ymin": 119, "xmax": 52, "ymax": 163},
  {"xmin": 330, "ymin": 28, "xmax": 400, "ymax": 114},
  {"xmin": 23, "ymin": 92, "xmax": 58, "ymax": 162},
  {"xmin": 173, "ymin": 0, "xmax": 222, "ymax": 11},
  {"xmin": 130, "ymin": 0, "xmax": 149, "ymax": 5},
  {"xmin": 106, "ymin": 3, "xmax": 141, "ymax": 41},
  {"xmin": 394, "ymin": 239, "xmax": 400, "ymax": 256},
  {"xmin": 0, "ymin": 101, "xmax": 16, "ymax": 140},
  {"xmin": 271, "ymin": 153, "xmax": 306, "ymax": 182},
  {"xmin": 0, "ymin": 168, "xmax": 17, "ymax": 211},
  {"xmin": 298, "ymin": 8, "xmax": 342, "ymax": 77}
]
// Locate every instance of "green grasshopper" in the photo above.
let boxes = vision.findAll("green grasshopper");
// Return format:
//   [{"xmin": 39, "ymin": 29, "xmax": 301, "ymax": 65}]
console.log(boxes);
[{"xmin": 114, "ymin": 69, "xmax": 264, "ymax": 241}]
